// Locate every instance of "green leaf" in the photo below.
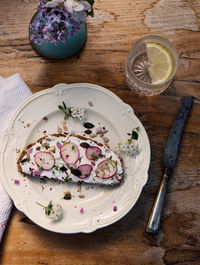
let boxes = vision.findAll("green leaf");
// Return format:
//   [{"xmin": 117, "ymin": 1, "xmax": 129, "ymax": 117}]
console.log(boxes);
[
  {"xmin": 64, "ymin": 113, "xmax": 69, "ymax": 120},
  {"xmin": 62, "ymin": 101, "xmax": 67, "ymax": 109},
  {"xmin": 87, "ymin": 9, "xmax": 94, "ymax": 17},
  {"xmin": 45, "ymin": 201, "xmax": 53, "ymax": 216},
  {"xmin": 58, "ymin": 105, "xmax": 64, "ymax": 110},
  {"xmin": 48, "ymin": 201, "xmax": 53, "ymax": 209},
  {"xmin": 65, "ymin": 176, "xmax": 71, "ymax": 183},
  {"xmin": 85, "ymin": 0, "xmax": 95, "ymax": 16},
  {"xmin": 132, "ymin": 130, "xmax": 138, "ymax": 140},
  {"xmin": 86, "ymin": 0, "xmax": 94, "ymax": 5}
]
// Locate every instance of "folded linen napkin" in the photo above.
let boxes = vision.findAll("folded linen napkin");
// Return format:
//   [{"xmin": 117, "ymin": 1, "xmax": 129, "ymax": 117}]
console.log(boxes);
[{"xmin": 0, "ymin": 73, "xmax": 32, "ymax": 242}]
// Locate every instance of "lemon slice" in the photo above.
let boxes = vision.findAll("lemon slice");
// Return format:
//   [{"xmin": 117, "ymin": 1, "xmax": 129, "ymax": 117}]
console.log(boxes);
[{"xmin": 146, "ymin": 42, "xmax": 173, "ymax": 84}]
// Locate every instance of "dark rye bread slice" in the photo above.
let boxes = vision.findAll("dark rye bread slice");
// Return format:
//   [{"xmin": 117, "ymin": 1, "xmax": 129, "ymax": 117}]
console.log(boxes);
[{"xmin": 17, "ymin": 134, "xmax": 124, "ymax": 186}]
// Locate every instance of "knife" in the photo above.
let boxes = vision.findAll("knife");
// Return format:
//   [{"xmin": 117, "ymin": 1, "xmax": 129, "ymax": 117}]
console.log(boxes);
[{"xmin": 146, "ymin": 96, "xmax": 193, "ymax": 234}]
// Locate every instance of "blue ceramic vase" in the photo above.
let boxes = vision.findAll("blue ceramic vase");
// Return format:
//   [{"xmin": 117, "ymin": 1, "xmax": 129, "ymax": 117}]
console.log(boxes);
[{"xmin": 29, "ymin": 12, "xmax": 87, "ymax": 59}]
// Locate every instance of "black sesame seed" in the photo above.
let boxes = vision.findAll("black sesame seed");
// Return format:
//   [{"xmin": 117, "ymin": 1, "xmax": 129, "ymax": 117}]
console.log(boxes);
[
  {"xmin": 84, "ymin": 122, "xmax": 95, "ymax": 129},
  {"xmin": 84, "ymin": 129, "xmax": 92, "ymax": 135},
  {"xmin": 60, "ymin": 166, "xmax": 67, "ymax": 172},
  {"xmin": 80, "ymin": 142, "xmax": 90, "ymax": 148},
  {"xmin": 71, "ymin": 168, "xmax": 82, "ymax": 177}
]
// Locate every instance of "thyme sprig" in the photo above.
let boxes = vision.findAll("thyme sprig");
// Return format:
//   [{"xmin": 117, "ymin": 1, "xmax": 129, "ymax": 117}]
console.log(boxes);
[
  {"xmin": 58, "ymin": 101, "xmax": 72, "ymax": 120},
  {"xmin": 36, "ymin": 201, "xmax": 53, "ymax": 216},
  {"xmin": 127, "ymin": 127, "xmax": 139, "ymax": 143}
]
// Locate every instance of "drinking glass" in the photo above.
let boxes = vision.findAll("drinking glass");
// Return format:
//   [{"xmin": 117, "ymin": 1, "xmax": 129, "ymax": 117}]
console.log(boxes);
[{"xmin": 124, "ymin": 36, "xmax": 178, "ymax": 96}]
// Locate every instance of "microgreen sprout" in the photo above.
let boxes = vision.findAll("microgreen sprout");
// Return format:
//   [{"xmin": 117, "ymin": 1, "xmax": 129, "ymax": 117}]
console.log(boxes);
[{"xmin": 36, "ymin": 201, "xmax": 63, "ymax": 221}]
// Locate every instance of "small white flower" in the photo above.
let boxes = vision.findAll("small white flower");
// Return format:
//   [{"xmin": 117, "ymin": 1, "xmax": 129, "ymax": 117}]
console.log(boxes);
[
  {"xmin": 47, "ymin": 202, "xmax": 63, "ymax": 220},
  {"xmin": 46, "ymin": 0, "xmax": 63, "ymax": 8},
  {"xmin": 64, "ymin": 0, "xmax": 84, "ymax": 13},
  {"xmin": 70, "ymin": 106, "xmax": 87, "ymax": 123},
  {"xmin": 36, "ymin": 201, "xmax": 63, "ymax": 221},
  {"xmin": 46, "ymin": 0, "xmax": 91, "ymax": 14},
  {"xmin": 118, "ymin": 142, "xmax": 139, "ymax": 157}
]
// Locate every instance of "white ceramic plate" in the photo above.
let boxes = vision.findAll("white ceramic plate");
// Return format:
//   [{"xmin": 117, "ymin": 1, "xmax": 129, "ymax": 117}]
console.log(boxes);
[{"xmin": 0, "ymin": 83, "xmax": 150, "ymax": 233}]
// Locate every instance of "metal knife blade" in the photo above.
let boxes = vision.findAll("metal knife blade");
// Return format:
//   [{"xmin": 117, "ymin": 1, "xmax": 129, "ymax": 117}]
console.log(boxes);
[
  {"xmin": 162, "ymin": 96, "xmax": 193, "ymax": 171},
  {"xmin": 146, "ymin": 96, "xmax": 193, "ymax": 234}
]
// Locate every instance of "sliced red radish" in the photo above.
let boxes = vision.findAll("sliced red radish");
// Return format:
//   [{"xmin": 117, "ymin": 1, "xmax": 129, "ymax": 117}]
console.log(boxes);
[
  {"xmin": 85, "ymin": 146, "xmax": 101, "ymax": 160},
  {"xmin": 77, "ymin": 164, "xmax": 92, "ymax": 179},
  {"xmin": 60, "ymin": 142, "xmax": 79, "ymax": 164},
  {"xmin": 95, "ymin": 159, "xmax": 117, "ymax": 179},
  {"xmin": 34, "ymin": 151, "xmax": 55, "ymax": 170}
]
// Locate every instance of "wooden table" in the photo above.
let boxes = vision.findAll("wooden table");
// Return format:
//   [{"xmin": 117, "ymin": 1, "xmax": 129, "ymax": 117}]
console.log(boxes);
[{"xmin": 0, "ymin": 0, "xmax": 200, "ymax": 264}]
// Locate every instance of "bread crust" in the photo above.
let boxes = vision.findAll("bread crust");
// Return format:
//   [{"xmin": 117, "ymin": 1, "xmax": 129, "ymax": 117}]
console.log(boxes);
[{"xmin": 17, "ymin": 134, "xmax": 124, "ymax": 186}]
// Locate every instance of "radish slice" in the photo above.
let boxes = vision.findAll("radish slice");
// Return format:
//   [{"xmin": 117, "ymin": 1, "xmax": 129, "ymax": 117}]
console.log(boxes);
[
  {"xmin": 85, "ymin": 146, "xmax": 101, "ymax": 160},
  {"xmin": 77, "ymin": 164, "xmax": 92, "ymax": 179},
  {"xmin": 95, "ymin": 159, "xmax": 117, "ymax": 179},
  {"xmin": 60, "ymin": 142, "xmax": 79, "ymax": 164},
  {"xmin": 34, "ymin": 151, "xmax": 55, "ymax": 170}
]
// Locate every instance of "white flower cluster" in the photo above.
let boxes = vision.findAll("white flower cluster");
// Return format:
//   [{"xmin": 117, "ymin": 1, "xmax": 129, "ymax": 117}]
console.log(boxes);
[
  {"xmin": 46, "ymin": 202, "xmax": 63, "ymax": 221},
  {"xmin": 46, "ymin": 0, "xmax": 91, "ymax": 22},
  {"xmin": 70, "ymin": 106, "xmax": 87, "ymax": 123},
  {"xmin": 118, "ymin": 142, "xmax": 139, "ymax": 157}
]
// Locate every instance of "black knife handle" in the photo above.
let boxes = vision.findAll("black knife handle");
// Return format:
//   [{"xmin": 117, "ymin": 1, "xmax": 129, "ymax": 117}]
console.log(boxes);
[{"xmin": 146, "ymin": 168, "xmax": 171, "ymax": 234}]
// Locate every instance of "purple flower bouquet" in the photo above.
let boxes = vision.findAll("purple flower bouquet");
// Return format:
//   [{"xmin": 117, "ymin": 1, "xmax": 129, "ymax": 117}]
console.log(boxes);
[{"xmin": 29, "ymin": 0, "xmax": 94, "ymax": 58}]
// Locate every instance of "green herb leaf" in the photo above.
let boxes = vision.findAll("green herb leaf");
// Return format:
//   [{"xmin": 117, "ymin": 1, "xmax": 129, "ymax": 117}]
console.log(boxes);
[
  {"xmin": 65, "ymin": 176, "xmax": 71, "ymax": 183},
  {"xmin": 72, "ymin": 145, "xmax": 75, "ymax": 151},
  {"xmin": 62, "ymin": 101, "xmax": 67, "ymax": 109},
  {"xmin": 127, "ymin": 127, "xmax": 139, "ymax": 143},
  {"xmin": 85, "ymin": 0, "xmax": 95, "ymax": 16},
  {"xmin": 132, "ymin": 130, "xmax": 138, "ymax": 140},
  {"xmin": 58, "ymin": 105, "xmax": 64, "ymax": 110},
  {"xmin": 45, "ymin": 201, "xmax": 53, "ymax": 216},
  {"xmin": 64, "ymin": 113, "xmax": 69, "ymax": 120}
]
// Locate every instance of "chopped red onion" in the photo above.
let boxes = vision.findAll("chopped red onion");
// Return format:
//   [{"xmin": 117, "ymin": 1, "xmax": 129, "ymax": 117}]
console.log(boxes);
[
  {"xmin": 33, "ymin": 170, "xmax": 41, "ymax": 176},
  {"xmin": 113, "ymin": 206, "xmax": 117, "ymax": 212},
  {"xmin": 56, "ymin": 142, "xmax": 62, "ymax": 150},
  {"xmin": 42, "ymin": 116, "xmax": 48, "ymax": 121},
  {"xmin": 27, "ymin": 148, "xmax": 33, "ymax": 154},
  {"xmin": 14, "ymin": 179, "xmax": 20, "ymax": 185},
  {"xmin": 80, "ymin": 207, "xmax": 84, "ymax": 214},
  {"xmin": 91, "ymin": 161, "xmax": 96, "ymax": 166}
]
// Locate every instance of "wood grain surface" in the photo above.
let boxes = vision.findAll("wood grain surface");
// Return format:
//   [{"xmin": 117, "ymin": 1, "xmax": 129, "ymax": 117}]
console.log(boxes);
[{"xmin": 0, "ymin": 0, "xmax": 200, "ymax": 264}]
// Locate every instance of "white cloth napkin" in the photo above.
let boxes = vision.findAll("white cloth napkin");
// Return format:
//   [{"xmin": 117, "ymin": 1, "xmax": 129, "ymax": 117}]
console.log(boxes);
[{"xmin": 0, "ymin": 73, "xmax": 32, "ymax": 242}]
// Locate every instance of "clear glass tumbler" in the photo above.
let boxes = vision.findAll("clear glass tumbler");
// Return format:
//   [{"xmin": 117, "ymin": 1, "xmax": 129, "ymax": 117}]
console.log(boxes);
[{"xmin": 124, "ymin": 35, "xmax": 178, "ymax": 96}]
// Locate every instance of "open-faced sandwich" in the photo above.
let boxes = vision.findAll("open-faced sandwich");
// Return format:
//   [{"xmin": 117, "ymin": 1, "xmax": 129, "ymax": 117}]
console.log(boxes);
[{"xmin": 17, "ymin": 134, "xmax": 124, "ymax": 186}]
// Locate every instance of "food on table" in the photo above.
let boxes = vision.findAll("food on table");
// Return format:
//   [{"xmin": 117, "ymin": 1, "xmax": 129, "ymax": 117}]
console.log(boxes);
[{"xmin": 17, "ymin": 134, "xmax": 124, "ymax": 186}]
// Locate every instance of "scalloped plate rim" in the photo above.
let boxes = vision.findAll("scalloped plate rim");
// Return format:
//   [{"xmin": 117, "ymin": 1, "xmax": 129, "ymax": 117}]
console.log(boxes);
[{"xmin": 0, "ymin": 83, "xmax": 150, "ymax": 233}]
